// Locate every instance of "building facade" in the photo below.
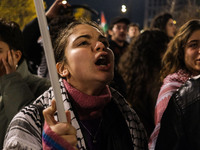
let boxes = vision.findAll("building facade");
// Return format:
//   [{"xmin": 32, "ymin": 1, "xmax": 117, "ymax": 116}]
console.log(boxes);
[{"xmin": 143, "ymin": 0, "xmax": 197, "ymax": 28}]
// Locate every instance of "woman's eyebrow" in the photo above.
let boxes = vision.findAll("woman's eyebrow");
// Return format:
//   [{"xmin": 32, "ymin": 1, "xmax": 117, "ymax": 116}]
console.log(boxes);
[
  {"xmin": 187, "ymin": 40, "xmax": 199, "ymax": 44},
  {"xmin": 72, "ymin": 34, "xmax": 107, "ymax": 43},
  {"xmin": 73, "ymin": 34, "xmax": 92, "ymax": 43}
]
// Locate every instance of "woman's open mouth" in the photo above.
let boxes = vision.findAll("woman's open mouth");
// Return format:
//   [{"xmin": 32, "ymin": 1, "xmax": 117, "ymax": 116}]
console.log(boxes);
[
  {"xmin": 95, "ymin": 55, "xmax": 109, "ymax": 66},
  {"xmin": 95, "ymin": 53, "xmax": 112, "ymax": 71}
]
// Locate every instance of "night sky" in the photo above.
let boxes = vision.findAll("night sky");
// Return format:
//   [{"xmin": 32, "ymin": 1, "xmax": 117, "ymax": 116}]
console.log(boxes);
[{"xmin": 45, "ymin": 0, "xmax": 145, "ymax": 28}]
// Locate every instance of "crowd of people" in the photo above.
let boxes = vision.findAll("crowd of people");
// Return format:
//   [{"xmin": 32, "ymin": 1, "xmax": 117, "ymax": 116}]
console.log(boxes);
[{"xmin": 0, "ymin": 0, "xmax": 200, "ymax": 149}]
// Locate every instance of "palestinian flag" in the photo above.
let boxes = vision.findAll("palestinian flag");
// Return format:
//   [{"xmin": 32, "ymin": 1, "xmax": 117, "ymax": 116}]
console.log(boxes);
[{"xmin": 100, "ymin": 12, "xmax": 108, "ymax": 33}]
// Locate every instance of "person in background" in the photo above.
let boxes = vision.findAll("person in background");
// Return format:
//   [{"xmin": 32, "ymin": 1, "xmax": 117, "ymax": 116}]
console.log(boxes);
[
  {"xmin": 107, "ymin": 16, "xmax": 130, "ymax": 97},
  {"xmin": 119, "ymin": 29, "xmax": 169, "ymax": 139},
  {"xmin": 37, "ymin": 12, "xmax": 75, "ymax": 78},
  {"xmin": 126, "ymin": 22, "xmax": 140, "ymax": 43},
  {"xmin": 150, "ymin": 12, "xmax": 176, "ymax": 40},
  {"xmin": 108, "ymin": 16, "xmax": 130, "ymax": 67},
  {"xmin": 155, "ymin": 75, "xmax": 200, "ymax": 150},
  {"xmin": 3, "ymin": 19, "xmax": 148, "ymax": 150},
  {"xmin": 23, "ymin": 0, "xmax": 72, "ymax": 75},
  {"xmin": 149, "ymin": 19, "xmax": 200, "ymax": 149},
  {"xmin": 0, "ymin": 19, "xmax": 51, "ymax": 149}
]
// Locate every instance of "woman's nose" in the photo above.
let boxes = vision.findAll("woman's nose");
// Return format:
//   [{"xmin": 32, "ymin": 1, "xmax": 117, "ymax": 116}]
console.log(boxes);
[{"xmin": 94, "ymin": 41, "xmax": 105, "ymax": 51}]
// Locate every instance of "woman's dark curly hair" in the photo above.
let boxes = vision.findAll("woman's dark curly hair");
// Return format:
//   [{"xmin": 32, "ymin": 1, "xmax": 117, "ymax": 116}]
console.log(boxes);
[
  {"xmin": 160, "ymin": 19, "xmax": 200, "ymax": 81},
  {"xmin": 119, "ymin": 29, "xmax": 169, "ymax": 106},
  {"xmin": 150, "ymin": 12, "xmax": 173, "ymax": 33},
  {"xmin": 118, "ymin": 29, "xmax": 169, "ymax": 136},
  {"xmin": 119, "ymin": 29, "xmax": 169, "ymax": 100}
]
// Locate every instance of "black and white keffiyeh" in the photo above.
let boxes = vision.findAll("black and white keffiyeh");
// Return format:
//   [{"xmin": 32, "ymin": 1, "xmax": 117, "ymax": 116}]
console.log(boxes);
[{"xmin": 3, "ymin": 79, "xmax": 147, "ymax": 150}]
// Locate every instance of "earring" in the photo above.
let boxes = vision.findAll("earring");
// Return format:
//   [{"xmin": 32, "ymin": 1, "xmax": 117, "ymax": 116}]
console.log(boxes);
[{"xmin": 16, "ymin": 64, "xmax": 18, "ymax": 69}]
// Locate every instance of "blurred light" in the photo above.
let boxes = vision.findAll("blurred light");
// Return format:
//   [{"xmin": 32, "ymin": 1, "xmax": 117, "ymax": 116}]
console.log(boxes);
[
  {"xmin": 121, "ymin": 4, "xmax": 127, "ymax": 13},
  {"xmin": 173, "ymin": 20, "xmax": 177, "ymax": 25},
  {"xmin": 62, "ymin": 0, "xmax": 67, "ymax": 5}
]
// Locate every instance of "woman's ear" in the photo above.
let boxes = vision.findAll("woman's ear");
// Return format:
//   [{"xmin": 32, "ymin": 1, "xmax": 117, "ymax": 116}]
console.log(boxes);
[
  {"xmin": 14, "ymin": 50, "xmax": 22, "ymax": 64},
  {"xmin": 56, "ymin": 62, "xmax": 69, "ymax": 78}
]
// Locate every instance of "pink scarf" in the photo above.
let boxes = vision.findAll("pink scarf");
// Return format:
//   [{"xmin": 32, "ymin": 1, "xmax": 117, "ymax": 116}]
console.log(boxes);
[
  {"xmin": 63, "ymin": 79, "xmax": 111, "ymax": 120},
  {"xmin": 42, "ymin": 80, "xmax": 111, "ymax": 150},
  {"xmin": 149, "ymin": 69, "xmax": 191, "ymax": 149}
]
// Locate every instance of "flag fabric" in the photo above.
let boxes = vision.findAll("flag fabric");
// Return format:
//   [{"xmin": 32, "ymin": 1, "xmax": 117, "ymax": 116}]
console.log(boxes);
[{"xmin": 100, "ymin": 12, "xmax": 108, "ymax": 33}]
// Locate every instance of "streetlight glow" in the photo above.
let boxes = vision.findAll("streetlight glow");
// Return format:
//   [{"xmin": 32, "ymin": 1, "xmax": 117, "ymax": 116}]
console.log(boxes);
[
  {"xmin": 62, "ymin": 0, "xmax": 67, "ymax": 5},
  {"xmin": 121, "ymin": 4, "xmax": 127, "ymax": 13}
]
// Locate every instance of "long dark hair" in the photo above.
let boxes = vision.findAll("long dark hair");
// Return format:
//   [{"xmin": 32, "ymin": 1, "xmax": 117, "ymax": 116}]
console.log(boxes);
[
  {"xmin": 118, "ymin": 29, "xmax": 169, "ymax": 136},
  {"xmin": 119, "ymin": 29, "xmax": 169, "ymax": 103},
  {"xmin": 150, "ymin": 12, "xmax": 173, "ymax": 33}
]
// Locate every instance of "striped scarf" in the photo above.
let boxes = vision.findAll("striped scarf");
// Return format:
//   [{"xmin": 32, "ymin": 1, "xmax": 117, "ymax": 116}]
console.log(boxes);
[
  {"xmin": 148, "ymin": 69, "xmax": 191, "ymax": 150},
  {"xmin": 4, "ymin": 79, "xmax": 147, "ymax": 150}
]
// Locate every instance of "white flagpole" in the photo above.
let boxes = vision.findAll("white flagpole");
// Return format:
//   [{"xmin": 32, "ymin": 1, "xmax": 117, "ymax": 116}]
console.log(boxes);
[{"xmin": 33, "ymin": 0, "xmax": 67, "ymax": 122}]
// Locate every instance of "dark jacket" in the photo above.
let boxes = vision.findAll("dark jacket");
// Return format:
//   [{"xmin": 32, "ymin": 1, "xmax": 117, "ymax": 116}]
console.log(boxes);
[
  {"xmin": 109, "ymin": 39, "xmax": 129, "ymax": 66},
  {"xmin": 23, "ymin": 17, "xmax": 51, "ymax": 74},
  {"xmin": 23, "ymin": 18, "xmax": 43, "ymax": 74},
  {"xmin": 108, "ymin": 40, "xmax": 129, "ymax": 98},
  {"xmin": 155, "ymin": 75, "xmax": 200, "ymax": 150}
]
